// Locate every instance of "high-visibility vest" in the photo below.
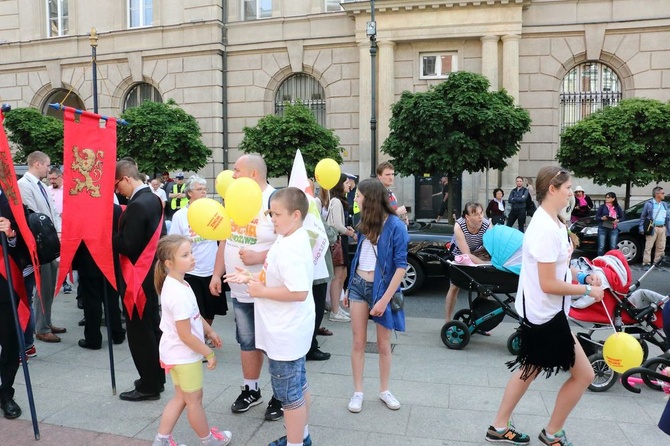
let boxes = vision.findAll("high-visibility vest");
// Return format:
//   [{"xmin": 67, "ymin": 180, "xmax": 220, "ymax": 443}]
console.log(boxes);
[{"xmin": 170, "ymin": 183, "xmax": 188, "ymax": 210}]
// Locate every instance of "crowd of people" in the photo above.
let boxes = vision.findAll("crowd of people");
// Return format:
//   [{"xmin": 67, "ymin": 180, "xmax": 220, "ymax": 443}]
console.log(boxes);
[{"xmin": 3, "ymin": 156, "xmax": 670, "ymax": 445}]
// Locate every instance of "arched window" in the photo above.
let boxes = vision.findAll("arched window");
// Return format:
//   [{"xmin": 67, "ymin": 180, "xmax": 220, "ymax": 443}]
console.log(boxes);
[
  {"xmin": 123, "ymin": 82, "xmax": 162, "ymax": 110},
  {"xmin": 560, "ymin": 62, "xmax": 621, "ymax": 132},
  {"xmin": 42, "ymin": 89, "xmax": 84, "ymax": 119},
  {"xmin": 275, "ymin": 74, "xmax": 326, "ymax": 126}
]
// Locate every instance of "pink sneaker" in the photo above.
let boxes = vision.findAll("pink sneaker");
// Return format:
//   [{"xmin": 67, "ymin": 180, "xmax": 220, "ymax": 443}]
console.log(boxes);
[{"xmin": 202, "ymin": 427, "xmax": 232, "ymax": 446}]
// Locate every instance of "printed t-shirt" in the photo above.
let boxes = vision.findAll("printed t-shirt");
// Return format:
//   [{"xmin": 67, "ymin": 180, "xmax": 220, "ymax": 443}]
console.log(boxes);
[
  {"xmin": 515, "ymin": 206, "xmax": 572, "ymax": 324},
  {"xmin": 159, "ymin": 276, "xmax": 205, "ymax": 365},
  {"xmin": 225, "ymin": 185, "xmax": 276, "ymax": 303},
  {"xmin": 169, "ymin": 205, "xmax": 217, "ymax": 277},
  {"xmin": 254, "ymin": 227, "xmax": 315, "ymax": 361}
]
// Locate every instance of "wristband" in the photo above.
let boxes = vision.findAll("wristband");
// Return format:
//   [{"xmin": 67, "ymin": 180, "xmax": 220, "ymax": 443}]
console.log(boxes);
[
  {"xmin": 583, "ymin": 284, "xmax": 592, "ymax": 297},
  {"xmin": 206, "ymin": 351, "xmax": 215, "ymax": 360},
  {"xmin": 577, "ymin": 272, "xmax": 587, "ymax": 284}
]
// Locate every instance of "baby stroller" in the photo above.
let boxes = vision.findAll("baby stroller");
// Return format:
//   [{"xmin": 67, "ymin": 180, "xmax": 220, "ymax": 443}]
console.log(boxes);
[
  {"xmin": 569, "ymin": 251, "xmax": 669, "ymax": 392},
  {"xmin": 440, "ymin": 225, "xmax": 523, "ymax": 351}
]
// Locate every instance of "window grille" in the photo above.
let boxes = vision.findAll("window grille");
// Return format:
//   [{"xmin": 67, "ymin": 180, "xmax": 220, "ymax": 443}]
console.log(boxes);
[{"xmin": 275, "ymin": 74, "xmax": 326, "ymax": 127}]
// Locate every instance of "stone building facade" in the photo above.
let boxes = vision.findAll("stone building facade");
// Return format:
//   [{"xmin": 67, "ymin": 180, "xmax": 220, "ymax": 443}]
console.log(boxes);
[{"xmin": 1, "ymin": 1, "xmax": 669, "ymax": 210}]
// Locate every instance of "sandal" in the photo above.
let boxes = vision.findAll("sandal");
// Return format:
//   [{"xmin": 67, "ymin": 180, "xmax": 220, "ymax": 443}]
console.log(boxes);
[{"xmin": 317, "ymin": 327, "xmax": 333, "ymax": 336}]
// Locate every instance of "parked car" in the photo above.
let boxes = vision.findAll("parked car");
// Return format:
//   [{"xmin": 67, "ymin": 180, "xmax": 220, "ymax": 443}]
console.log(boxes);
[
  {"xmin": 348, "ymin": 222, "xmax": 453, "ymax": 295},
  {"xmin": 570, "ymin": 196, "xmax": 670, "ymax": 263}
]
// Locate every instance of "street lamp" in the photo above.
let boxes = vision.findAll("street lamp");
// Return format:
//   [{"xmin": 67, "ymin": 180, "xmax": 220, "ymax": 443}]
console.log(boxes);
[
  {"xmin": 367, "ymin": 0, "xmax": 377, "ymax": 177},
  {"xmin": 89, "ymin": 27, "xmax": 98, "ymax": 114}
]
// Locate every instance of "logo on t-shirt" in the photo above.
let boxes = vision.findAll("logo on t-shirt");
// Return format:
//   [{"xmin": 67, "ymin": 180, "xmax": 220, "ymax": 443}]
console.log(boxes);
[
  {"xmin": 230, "ymin": 218, "xmax": 260, "ymax": 245},
  {"xmin": 259, "ymin": 262, "xmax": 267, "ymax": 285}
]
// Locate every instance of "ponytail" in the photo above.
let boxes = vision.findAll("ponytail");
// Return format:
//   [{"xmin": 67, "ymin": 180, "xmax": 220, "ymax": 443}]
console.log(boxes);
[{"xmin": 154, "ymin": 234, "xmax": 190, "ymax": 294}]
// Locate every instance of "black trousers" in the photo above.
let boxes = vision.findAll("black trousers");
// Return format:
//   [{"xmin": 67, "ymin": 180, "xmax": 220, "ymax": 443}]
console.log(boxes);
[
  {"xmin": 80, "ymin": 270, "xmax": 125, "ymax": 347},
  {"xmin": 0, "ymin": 301, "xmax": 20, "ymax": 401},
  {"xmin": 506, "ymin": 209, "xmax": 527, "ymax": 233},
  {"xmin": 309, "ymin": 282, "xmax": 328, "ymax": 353},
  {"xmin": 125, "ymin": 294, "xmax": 164, "ymax": 394}
]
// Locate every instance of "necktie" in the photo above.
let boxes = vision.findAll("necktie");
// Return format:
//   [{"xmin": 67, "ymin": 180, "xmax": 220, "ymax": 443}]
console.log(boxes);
[{"xmin": 38, "ymin": 181, "xmax": 51, "ymax": 207}]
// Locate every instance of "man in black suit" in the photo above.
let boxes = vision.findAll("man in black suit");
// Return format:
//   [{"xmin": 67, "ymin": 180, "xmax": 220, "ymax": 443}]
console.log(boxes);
[
  {"xmin": 0, "ymin": 188, "xmax": 32, "ymax": 419},
  {"xmin": 113, "ymin": 159, "xmax": 166, "ymax": 401}
]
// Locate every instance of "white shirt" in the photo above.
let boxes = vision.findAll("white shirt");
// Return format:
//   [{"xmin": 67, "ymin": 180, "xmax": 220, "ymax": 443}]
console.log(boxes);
[
  {"xmin": 255, "ymin": 227, "xmax": 315, "ymax": 361},
  {"xmin": 158, "ymin": 276, "xmax": 205, "ymax": 365},
  {"xmin": 224, "ymin": 186, "xmax": 276, "ymax": 303},
  {"xmin": 169, "ymin": 205, "xmax": 217, "ymax": 277},
  {"xmin": 47, "ymin": 185, "xmax": 63, "ymax": 217},
  {"xmin": 152, "ymin": 187, "xmax": 167, "ymax": 203},
  {"xmin": 515, "ymin": 206, "xmax": 572, "ymax": 324}
]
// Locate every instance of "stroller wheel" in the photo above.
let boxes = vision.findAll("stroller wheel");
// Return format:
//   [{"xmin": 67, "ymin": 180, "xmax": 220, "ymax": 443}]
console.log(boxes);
[
  {"xmin": 441, "ymin": 321, "xmax": 471, "ymax": 350},
  {"xmin": 588, "ymin": 352, "xmax": 618, "ymax": 392},
  {"xmin": 506, "ymin": 330, "xmax": 522, "ymax": 356},
  {"xmin": 453, "ymin": 309, "xmax": 473, "ymax": 326}
]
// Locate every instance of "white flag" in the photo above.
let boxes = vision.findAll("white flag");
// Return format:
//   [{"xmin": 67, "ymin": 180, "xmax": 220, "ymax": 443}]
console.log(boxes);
[{"xmin": 289, "ymin": 150, "xmax": 330, "ymax": 281}]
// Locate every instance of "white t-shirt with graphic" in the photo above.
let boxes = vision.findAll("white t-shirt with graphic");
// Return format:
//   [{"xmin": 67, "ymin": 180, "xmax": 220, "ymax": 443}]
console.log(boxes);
[
  {"xmin": 255, "ymin": 227, "xmax": 315, "ymax": 361},
  {"xmin": 515, "ymin": 206, "xmax": 572, "ymax": 324},
  {"xmin": 225, "ymin": 185, "xmax": 277, "ymax": 303},
  {"xmin": 159, "ymin": 276, "xmax": 205, "ymax": 365},
  {"xmin": 169, "ymin": 205, "xmax": 217, "ymax": 277}
]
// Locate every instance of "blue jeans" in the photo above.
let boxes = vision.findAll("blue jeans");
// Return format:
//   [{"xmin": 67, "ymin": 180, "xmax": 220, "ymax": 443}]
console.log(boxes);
[
  {"xmin": 597, "ymin": 226, "xmax": 619, "ymax": 257},
  {"xmin": 269, "ymin": 357, "xmax": 308, "ymax": 410},
  {"xmin": 232, "ymin": 298, "xmax": 256, "ymax": 351}
]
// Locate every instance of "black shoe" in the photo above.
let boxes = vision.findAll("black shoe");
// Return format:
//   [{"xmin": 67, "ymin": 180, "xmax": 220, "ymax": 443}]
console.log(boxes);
[
  {"xmin": 78, "ymin": 339, "xmax": 102, "ymax": 350},
  {"xmin": 119, "ymin": 389, "xmax": 160, "ymax": 402},
  {"xmin": 306, "ymin": 349, "xmax": 331, "ymax": 361},
  {"xmin": 76, "ymin": 296, "xmax": 84, "ymax": 309},
  {"xmin": 1, "ymin": 398, "xmax": 22, "ymax": 419},
  {"xmin": 231, "ymin": 385, "xmax": 262, "ymax": 413},
  {"xmin": 78, "ymin": 317, "xmax": 86, "ymax": 327},
  {"xmin": 265, "ymin": 395, "xmax": 284, "ymax": 421},
  {"xmin": 112, "ymin": 335, "xmax": 125, "ymax": 345},
  {"xmin": 133, "ymin": 379, "xmax": 165, "ymax": 393}
]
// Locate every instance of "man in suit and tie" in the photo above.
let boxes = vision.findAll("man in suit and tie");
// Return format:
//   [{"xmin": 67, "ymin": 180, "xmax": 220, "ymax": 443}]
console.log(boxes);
[
  {"xmin": 18, "ymin": 151, "xmax": 65, "ymax": 343},
  {"xmin": 113, "ymin": 159, "xmax": 166, "ymax": 401}
]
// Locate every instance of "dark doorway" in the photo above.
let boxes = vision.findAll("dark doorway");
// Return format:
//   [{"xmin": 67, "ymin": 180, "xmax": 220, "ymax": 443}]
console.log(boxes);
[{"xmin": 414, "ymin": 174, "xmax": 461, "ymax": 221}]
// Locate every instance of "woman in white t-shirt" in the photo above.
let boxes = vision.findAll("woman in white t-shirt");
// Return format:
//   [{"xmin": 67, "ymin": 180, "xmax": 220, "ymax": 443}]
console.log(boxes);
[
  {"xmin": 152, "ymin": 235, "xmax": 231, "ymax": 446},
  {"xmin": 486, "ymin": 167, "xmax": 605, "ymax": 446}
]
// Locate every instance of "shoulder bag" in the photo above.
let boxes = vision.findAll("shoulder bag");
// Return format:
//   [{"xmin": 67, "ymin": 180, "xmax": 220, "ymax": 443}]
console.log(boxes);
[
  {"xmin": 643, "ymin": 202, "xmax": 663, "ymax": 236},
  {"xmin": 372, "ymin": 245, "xmax": 403, "ymax": 312}
]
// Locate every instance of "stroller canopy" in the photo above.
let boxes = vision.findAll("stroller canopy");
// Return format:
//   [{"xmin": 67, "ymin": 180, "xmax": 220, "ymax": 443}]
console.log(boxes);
[{"xmin": 483, "ymin": 224, "xmax": 523, "ymax": 275}]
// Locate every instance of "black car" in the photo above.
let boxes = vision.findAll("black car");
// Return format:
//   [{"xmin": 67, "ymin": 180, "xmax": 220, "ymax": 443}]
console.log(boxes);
[{"xmin": 570, "ymin": 197, "xmax": 670, "ymax": 263}]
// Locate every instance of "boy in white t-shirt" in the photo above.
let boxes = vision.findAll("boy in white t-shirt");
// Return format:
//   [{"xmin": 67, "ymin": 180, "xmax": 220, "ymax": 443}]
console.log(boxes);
[{"xmin": 226, "ymin": 187, "xmax": 315, "ymax": 446}]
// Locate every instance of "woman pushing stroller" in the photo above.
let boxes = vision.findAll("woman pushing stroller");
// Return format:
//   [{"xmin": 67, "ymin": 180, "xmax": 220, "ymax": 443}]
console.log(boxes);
[{"xmin": 486, "ymin": 167, "xmax": 605, "ymax": 446}]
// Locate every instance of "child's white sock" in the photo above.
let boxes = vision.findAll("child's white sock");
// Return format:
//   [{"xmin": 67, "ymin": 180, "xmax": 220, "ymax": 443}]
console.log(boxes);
[
  {"xmin": 287, "ymin": 442, "xmax": 302, "ymax": 446},
  {"xmin": 304, "ymin": 424, "xmax": 309, "ymax": 439},
  {"xmin": 244, "ymin": 379, "xmax": 259, "ymax": 391},
  {"xmin": 155, "ymin": 433, "xmax": 170, "ymax": 440}
]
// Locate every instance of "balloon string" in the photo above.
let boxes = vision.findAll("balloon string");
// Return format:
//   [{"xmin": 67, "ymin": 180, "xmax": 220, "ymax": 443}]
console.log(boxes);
[{"xmin": 600, "ymin": 299, "xmax": 617, "ymax": 332}]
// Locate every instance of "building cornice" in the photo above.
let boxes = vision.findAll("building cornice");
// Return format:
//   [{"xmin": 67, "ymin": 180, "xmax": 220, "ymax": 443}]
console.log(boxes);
[{"xmin": 343, "ymin": 0, "xmax": 531, "ymax": 15}]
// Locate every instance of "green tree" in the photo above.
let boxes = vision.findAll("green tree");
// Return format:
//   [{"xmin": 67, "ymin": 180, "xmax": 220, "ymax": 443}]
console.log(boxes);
[
  {"xmin": 118, "ymin": 99, "xmax": 212, "ymax": 176},
  {"xmin": 557, "ymin": 98, "xmax": 670, "ymax": 208},
  {"xmin": 382, "ymin": 71, "xmax": 531, "ymax": 219},
  {"xmin": 239, "ymin": 102, "xmax": 343, "ymax": 179},
  {"xmin": 3, "ymin": 107, "xmax": 64, "ymax": 163}
]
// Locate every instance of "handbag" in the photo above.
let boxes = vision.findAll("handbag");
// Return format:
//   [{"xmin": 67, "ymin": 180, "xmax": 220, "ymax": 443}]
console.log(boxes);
[
  {"xmin": 372, "ymin": 245, "xmax": 404, "ymax": 312},
  {"xmin": 330, "ymin": 236, "xmax": 345, "ymax": 266}
]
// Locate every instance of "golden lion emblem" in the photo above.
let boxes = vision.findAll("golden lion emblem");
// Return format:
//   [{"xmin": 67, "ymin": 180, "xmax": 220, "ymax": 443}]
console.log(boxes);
[{"xmin": 70, "ymin": 146, "xmax": 104, "ymax": 197}]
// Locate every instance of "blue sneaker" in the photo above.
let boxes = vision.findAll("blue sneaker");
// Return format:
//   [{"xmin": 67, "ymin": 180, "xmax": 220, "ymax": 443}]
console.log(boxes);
[{"xmin": 268, "ymin": 434, "xmax": 312, "ymax": 446}]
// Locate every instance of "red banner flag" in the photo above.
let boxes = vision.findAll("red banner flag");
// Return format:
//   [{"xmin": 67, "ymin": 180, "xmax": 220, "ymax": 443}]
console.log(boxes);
[
  {"xmin": 0, "ymin": 110, "xmax": 39, "ymax": 329},
  {"xmin": 57, "ymin": 108, "xmax": 117, "ymax": 293}
]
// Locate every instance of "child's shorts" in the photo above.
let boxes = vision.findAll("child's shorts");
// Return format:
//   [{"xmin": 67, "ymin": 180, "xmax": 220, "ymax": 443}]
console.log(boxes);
[
  {"xmin": 269, "ymin": 357, "xmax": 308, "ymax": 411},
  {"xmin": 169, "ymin": 361, "xmax": 204, "ymax": 393}
]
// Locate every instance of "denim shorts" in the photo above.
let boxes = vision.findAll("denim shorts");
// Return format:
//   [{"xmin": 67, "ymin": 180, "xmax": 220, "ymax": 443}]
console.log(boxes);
[
  {"xmin": 348, "ymin": 272, "xmax": 374, "ymax": 307},
  {"xmin": 232, "ymin": 298, "xmax": 256, "ymax": 351},
  {"xmin": 269, "ymin": 357, "xmax": 308, "ymax": 410}
]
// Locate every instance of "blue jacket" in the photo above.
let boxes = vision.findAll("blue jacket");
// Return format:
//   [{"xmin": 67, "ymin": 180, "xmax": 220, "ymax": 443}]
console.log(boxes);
[
  {"xmin": 508, "ymin": 186, "xmax": 529, "ymax": 210},
  {"xmin": 639, "ymin": 199, "xmax": 670, "ymax": 236},
  {"xmin": 349, "ymin": 215, "xmax": 409, "ymax": 331},
  {"xmin": 595, "ymin": 203, "xmax": 624, "ymax": 228}
]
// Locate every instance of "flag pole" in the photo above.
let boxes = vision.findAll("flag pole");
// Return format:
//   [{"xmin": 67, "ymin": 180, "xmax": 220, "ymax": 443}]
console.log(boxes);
[{"xmin": 0, "ymin": 213, "xmax": 40, "ymax": 440}]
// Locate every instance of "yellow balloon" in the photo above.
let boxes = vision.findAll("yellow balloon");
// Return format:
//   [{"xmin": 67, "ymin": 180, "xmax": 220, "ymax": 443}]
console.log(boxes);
[
  {"xmin": 187, "ymin": 198, "xmax": 232, "ymax": 240},
  {"xmin": 315, "ymin": 158, "xmax": 341, "ymax": 190},
  {"xmin": 215, "ymin": 170, "xmax": 235, "ymax": 199},
  {"xmin": 602, "ymin": 332, "xmax": 644, "ymax": 374},
  {"xmin": 225, "ymin": 177, "xmax": 262, "ymax": 227}
]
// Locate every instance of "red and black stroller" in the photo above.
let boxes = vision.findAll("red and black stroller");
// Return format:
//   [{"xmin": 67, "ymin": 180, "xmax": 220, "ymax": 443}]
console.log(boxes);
[{"xmin": 569, "ymin": 250, "xmax": 669, "ymax": 392}]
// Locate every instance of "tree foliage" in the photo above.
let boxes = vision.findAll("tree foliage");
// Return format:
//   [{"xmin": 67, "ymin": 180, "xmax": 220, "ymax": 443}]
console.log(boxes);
[
  {"xmin": 239, "ymin": 102, "xmax": 343, "ymax": 179},
  {"xmin": 557, "ymin": 98, "xmax": 670, "ymax": 208},
  {"xmin": 382, "ymin": 71, "xmax": 531, "ymax": 177},
  {"xmin": 118, "ymin": 99, "xmax": 212, "ymax": 176},
  {"xmin": 3, "ymin": 107, "xmax": 64, "ymax": 164}
]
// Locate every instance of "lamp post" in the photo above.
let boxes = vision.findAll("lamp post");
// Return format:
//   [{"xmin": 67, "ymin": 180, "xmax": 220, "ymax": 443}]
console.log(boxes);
[
  {"xmin": 367, "ymin": 0, "xmax": 377, "ymax": 177},
  {"xmin": 89, "ymin": 27, "xmax": 98, "ymax": 114}
]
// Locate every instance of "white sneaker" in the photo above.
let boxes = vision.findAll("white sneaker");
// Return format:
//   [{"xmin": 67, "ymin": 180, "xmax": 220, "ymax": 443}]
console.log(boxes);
[
  {"xmin": 379, "ymin": 391, "xmax": 400, "ymax": 410},
  {"xmin": 152, "ymin": 435, "xmax": 186, "ymax": 446},
  {"xmin": 348, "ymin": 393, "xmax": 363, "ymax": 413},
  {"xmin": 329, "ymin": 309, "xmax": 350, "ymax": 322}
]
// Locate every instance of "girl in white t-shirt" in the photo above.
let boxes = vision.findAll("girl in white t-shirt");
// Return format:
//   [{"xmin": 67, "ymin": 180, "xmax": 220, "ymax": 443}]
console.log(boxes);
[
  {"xmin": 486, "ymin": 167, "xmax": 605, "ymax": 446},
  {"xmin": 152, "ymin": 235, "xmax": 232, "ymax": 446}
]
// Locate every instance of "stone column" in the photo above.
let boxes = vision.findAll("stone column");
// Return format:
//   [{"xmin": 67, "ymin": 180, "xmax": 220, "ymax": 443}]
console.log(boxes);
[
  {"xmin": 377, "ymin": 40, "xmax": 395, "ymax": 153},
  {"xmin": 358, "ymin": 41, "xmax": 372, "ymax": 178},
  {"xmin": 479, "ymin": 35, "xmax": 500, "ymax": 202},
  {"xmin": 502, "ymin": 34, "xmax": 521, "ymax": 189}
]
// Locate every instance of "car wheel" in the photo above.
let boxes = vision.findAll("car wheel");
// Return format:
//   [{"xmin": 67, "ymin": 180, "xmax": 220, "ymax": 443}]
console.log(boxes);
[
  {"xmin": 401, "ymin": 256, "xmax": 424, "ymax": 295},
  {"xmin": 617, "ymin": 234, "xmax": 642, "ymax": 264}
]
